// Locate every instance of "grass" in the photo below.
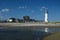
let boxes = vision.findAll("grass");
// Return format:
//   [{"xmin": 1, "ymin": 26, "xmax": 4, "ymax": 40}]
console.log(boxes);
[{"xmin": 41, "ymin": 32, "xmax": 60, "ymax": 40}]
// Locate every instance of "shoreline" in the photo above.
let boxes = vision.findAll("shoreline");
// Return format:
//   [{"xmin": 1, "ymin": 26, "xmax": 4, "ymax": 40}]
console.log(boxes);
[{"xmin": 0, "ymin": 23, "xmax": 60, "ymax": 28}]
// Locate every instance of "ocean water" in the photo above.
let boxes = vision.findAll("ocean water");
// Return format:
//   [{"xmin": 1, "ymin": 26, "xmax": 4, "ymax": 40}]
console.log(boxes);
[{"xmin": 0, "ymin": 27, "xmax": 60, "ymax": 40}]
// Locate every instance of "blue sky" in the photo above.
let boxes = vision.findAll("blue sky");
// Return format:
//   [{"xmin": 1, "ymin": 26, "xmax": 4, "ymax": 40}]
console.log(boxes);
[{"xmin": 0, "ymin": 0, "xmax": 60, "ymax": 22}]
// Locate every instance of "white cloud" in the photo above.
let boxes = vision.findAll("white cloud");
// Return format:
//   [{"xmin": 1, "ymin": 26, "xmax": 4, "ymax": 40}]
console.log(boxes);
[
  {"xmin": 41, "ymin": 6, "xmax": 45, "ymax": 9},
  {"xmin": 19, "ymin": 6, "xmax": 27, "ymax": 9},
  {"xmin": 41, "ymin": 6, "xmax": 48, "ymax": 9},
  {"xmin": 40, "ymin": 6, "xmax": 48, "ymax": 11},
  {"xmin": 19, "ymin": 6, "xmax": 24, "ymax": 8},
  {"xmin": 40, "ymin": 8, "xmax": 42, "ymax": 11},
  {"xmin": 31, "ymin": 10, "xmax": 34, "ymax": 13},
  {"xmin": 1, "ymin": 8, "xmax": 10, "ymax": 12}
]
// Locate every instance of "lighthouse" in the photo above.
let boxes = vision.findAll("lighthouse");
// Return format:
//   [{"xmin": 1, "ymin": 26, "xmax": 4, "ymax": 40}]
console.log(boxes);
[{"xmin": 45, "ymin": 9, "xmax": 48, "ymax": 22}]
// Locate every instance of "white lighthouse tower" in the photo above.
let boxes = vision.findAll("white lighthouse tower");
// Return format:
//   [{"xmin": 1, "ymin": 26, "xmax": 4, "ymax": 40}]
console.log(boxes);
[{"xmin": 45, "ymin": 9, "xmax": 48, "ymax": 22}]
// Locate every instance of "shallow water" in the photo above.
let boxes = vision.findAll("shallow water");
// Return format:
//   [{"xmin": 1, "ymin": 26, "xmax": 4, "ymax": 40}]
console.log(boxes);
[
  {"xmin": 0, "ymin": 26, "xmax": 60, "ymax": 40},
  {"xmin": 0, "ymin": 28, "xmax": 47, "ymax": 40}
]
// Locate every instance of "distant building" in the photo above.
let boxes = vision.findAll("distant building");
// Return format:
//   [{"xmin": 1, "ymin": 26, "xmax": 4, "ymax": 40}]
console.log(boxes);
[
  {"xmin": 17, "ymin": 19, "xmax": 24, "ymax": 23},
  {"xmin": 29, "ymin": 19, "xmax": 36, "ymax": 22},
  {"xmin": 23, "ymin": 16, "xmax": 37, "ymax": 22},
  {"xmin": 7, "ymin": 18, "xmax": 16, "ymax": 22},
  {"xmin": 6, "ymin": 16, "xmax": 44, "ymax": 23}
]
